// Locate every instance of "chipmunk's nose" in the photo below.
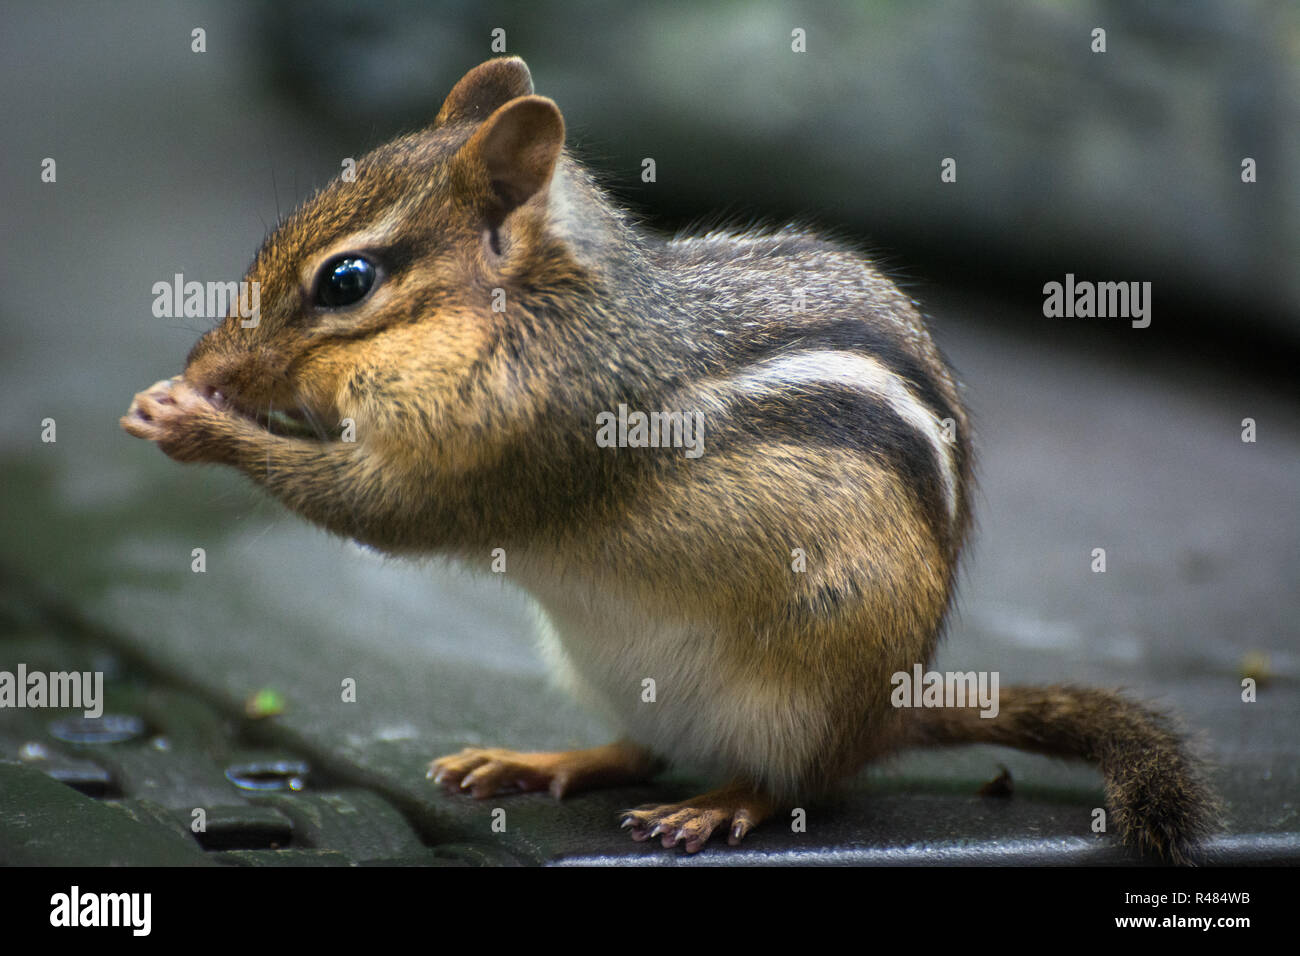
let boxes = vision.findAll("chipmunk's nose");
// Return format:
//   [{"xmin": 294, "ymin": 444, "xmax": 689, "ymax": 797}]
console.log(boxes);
[
  {"xmin": 183, "ymin": 342, "xmax": 256, "ymax": 411},
  {"xmin": 182, "ymin": 339, "xmax": 224, "ymax": 391}
]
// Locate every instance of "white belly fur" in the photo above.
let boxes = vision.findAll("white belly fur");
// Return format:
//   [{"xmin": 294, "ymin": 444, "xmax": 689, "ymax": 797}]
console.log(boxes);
[{"xmin": 517, "ymin": 565, "xmax": 822, "ymax": 794}]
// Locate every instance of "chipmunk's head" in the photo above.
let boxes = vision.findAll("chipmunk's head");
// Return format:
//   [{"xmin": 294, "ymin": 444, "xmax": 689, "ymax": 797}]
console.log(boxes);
[{"xmin": 182, "ymin": 57, "xmax": 571, "ymax": 474}]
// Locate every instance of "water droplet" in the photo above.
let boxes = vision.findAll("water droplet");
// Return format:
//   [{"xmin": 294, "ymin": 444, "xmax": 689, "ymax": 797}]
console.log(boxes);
[{"xmin": 225, "ymin": 760, "xmax": 311, "ymax": 792}]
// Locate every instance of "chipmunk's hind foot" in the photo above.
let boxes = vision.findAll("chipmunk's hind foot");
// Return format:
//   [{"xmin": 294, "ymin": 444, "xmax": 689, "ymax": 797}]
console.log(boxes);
[
  {"xmin": 428, "ymin": 740, "xmax": 657, "ymax": 799},
  {"xmin": 620, "ymin": 783, "xmax": 775, "ymax": 853}
]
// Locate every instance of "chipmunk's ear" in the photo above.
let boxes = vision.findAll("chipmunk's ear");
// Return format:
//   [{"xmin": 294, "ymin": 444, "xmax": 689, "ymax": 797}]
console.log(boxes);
[
  {"xmin": 435, "ymin": 57, "xmax": 535, "ymax": 127},
  {"xmin": 455, "ymin": 95, "xmax": 565, "ymax": 216}
]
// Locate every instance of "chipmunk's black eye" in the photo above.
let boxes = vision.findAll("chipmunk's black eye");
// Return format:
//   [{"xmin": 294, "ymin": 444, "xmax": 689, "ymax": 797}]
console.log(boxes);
[{"xmin": 315, "ymin": 255, "xmax": 377, "ymax": 308}]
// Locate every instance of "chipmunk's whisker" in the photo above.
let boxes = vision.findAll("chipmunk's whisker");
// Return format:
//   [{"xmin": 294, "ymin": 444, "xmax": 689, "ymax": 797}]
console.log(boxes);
[
  {"xmin": 257, "ymin": 396, "xmax": 318, "ymax": 439},
  {"xmin": 294, "ymin": 390, "xmax": 332, "ymax": 442}
]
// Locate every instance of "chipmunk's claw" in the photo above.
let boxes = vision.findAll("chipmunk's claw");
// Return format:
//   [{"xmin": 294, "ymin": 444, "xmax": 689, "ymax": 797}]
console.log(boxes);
[{"xmin": 618, "ymin": 786, "xmax": 773, "ymax": 853}]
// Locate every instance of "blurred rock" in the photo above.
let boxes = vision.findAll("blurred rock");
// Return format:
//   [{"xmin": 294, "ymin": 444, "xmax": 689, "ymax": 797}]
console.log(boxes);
[{"xmin": 259, "ymin": 0, "xmax": 1300, "ymax": 340}]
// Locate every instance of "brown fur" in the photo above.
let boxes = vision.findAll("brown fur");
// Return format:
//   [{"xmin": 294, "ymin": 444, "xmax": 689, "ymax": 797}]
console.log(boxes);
[
  {"xmin": 123, "ymin": 57, "xmax": 1217, "ymax": 861},
  {"xmin": 902, "ymin": 685, "xmax": 1220, "ymax": 864}
]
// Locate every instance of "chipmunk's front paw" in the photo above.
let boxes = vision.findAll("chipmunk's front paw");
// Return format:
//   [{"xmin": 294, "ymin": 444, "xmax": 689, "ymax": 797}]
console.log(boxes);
[
  {"xmin": 121, "ymin": 376, "xmax": 232, "ymax": 463},
  {"xmin": 620, "ymin": 785, "xmax": 774, "ymax": 853}
]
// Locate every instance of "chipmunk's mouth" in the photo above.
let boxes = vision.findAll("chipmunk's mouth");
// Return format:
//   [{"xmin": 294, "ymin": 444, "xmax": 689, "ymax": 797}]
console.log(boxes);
[
  {"xmin": 202, "ymin": 386, "xmax": 332, "ymax": 441},
  {"xmin": 257, "ymin": 407, "xmax": 321, "ymax": 439}
]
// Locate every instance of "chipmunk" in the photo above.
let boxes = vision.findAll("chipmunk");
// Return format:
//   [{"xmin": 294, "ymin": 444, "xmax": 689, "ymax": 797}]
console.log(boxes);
[{"xmin": 123, "ymin": 57, "xmax": 1217, "ymax": 862}]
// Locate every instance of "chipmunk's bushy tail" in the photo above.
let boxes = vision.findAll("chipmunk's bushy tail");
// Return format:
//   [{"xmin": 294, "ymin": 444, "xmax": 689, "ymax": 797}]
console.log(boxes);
[{"xmin": 900, "ymin": 684, "xmax": 1219, "ymax": 864}]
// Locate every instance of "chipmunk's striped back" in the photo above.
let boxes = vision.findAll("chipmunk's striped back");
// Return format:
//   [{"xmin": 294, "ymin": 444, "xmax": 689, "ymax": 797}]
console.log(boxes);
[{"xmin": 659, "ymin": 228, "xmax": 972, "ymax": 560}]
